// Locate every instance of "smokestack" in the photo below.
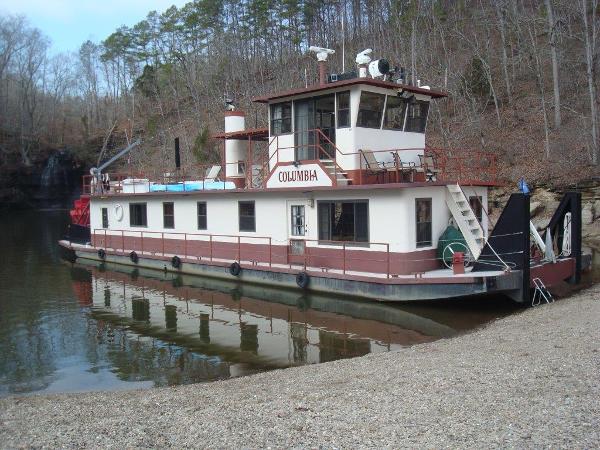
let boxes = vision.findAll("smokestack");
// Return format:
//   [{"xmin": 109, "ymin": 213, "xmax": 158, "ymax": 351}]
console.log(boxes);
[
  {"xmin": 309, "ymin": 46, "xmax": 335, "ymax": 86},
  {"xmin": 174, "ymin": 137, "xmax": 181, "ymax": 169},
  {"xmin": 319, "ymin": 60, "xmax": 326, "ymax": 86}
]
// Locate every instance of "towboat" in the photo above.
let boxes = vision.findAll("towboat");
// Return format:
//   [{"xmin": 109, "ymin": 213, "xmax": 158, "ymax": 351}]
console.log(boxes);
[{"xmin": 60, "ymin": 47, "xmax": 587, "ymax": 304}]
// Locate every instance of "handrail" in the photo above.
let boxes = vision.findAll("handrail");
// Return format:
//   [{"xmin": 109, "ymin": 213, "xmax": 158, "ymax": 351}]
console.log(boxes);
[{"xmin": 91, "ymin": 228, "xmax": 394, "ymax": 278}]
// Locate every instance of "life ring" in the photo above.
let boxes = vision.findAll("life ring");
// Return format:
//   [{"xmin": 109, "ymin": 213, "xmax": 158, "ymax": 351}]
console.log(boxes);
[
  {"xmin": 130, "ymin": 251, "xmax": 139, "ymax": 264},
  {"xmin": 98, "ymin": 249, "xmax": 106, "ymax": 260},
  {"xmin": 171, "ymin": 255, "xmax": 181, "ymax": 269},
  {"xmin": 114, "ymin": 204, "xmax": 124, "ymax": 222},
  {"xmin": 229, "ymin": 262, "xmax": 241, "ymax": 276},
  {"xmin": 296, "ymin": 271, "xmax": 310, "ymax": 289}
]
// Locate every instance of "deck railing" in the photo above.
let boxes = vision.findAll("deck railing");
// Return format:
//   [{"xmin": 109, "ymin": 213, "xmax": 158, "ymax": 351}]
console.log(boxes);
[
  {"xmin": 83, "ymin": 129, "xmax": 499, "ymax": 195},
  {"xmin": 91, "ymin": 229, "xmax": 396, "ymax": 279}
]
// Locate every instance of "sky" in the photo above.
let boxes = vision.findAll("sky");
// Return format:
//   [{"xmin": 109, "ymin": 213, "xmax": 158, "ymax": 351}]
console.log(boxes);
[{"xmin": 1, "ymin": 0, "xmax": 190, "ymax": 54}]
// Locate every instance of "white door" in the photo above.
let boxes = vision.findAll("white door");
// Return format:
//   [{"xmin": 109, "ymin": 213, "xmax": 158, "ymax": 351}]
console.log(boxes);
[{"xmin": 287, "ymin": 201, "xmax": 309, "ymax": 262}]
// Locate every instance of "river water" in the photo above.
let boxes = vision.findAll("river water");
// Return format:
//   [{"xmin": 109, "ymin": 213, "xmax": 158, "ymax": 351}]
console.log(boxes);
[{"xmin": 0, "ymin": 210, "xmax": 594, "ymax": 397}]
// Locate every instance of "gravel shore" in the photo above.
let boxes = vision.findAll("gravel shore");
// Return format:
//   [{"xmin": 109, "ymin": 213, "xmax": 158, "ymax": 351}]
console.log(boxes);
[{"xmin": 2, "ymin": 286, "xmax": 600, "ymax": 449}]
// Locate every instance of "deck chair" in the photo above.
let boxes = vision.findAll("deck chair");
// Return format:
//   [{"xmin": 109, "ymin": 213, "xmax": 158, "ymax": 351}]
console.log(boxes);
[
  {"xmin": 359, "ymin": 150, "xmax": 387, "ymax": 181},
  {"xmin": 204, "ymin": 165, "xmax": 221, "ymax": 182},
  {"xmin": 417, "ymin": 154, "xmax": 439, "ymax": 181},
  {"xmin": 389, "ymin": 152, "xmax": 416, "ymax": 182}
]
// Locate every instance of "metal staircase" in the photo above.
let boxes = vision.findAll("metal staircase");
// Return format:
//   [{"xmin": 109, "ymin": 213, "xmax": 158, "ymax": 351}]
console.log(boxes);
[
  {"xmin": 321, "ymin": 159, "xmax": 350, "ymax": 186},
  {"xmin": 445, "ymin": 184, "xmax": 485, "ymax": 260}
]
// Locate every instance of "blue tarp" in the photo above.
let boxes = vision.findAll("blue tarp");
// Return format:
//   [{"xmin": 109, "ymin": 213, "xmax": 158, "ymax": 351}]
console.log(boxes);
[{"xmin": 149, "ymin": 181, "xmax": 236, "ymax": 192}]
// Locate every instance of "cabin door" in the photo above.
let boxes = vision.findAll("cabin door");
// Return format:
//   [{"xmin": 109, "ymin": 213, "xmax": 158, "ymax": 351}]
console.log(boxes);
[
  {"xmin": 287, "ymin": 201, "xmax": 309, "ymax": 265},
  {"xmin": 294, "ymin": 100, "xmax": 315, "ymax": 161},
  {"xmin": 294, "ymin": 95, "xmax": 336, "ymax": 161}
]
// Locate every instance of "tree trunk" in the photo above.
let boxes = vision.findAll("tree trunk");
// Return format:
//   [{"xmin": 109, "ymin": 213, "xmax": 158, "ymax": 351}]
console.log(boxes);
[
  {"xmin": 581, "ymin": 0, "xmax": 598, "ymax": 165},
  {"xmin": 545, "ymin": 0, "xmax": 562, "ymax": 128}
]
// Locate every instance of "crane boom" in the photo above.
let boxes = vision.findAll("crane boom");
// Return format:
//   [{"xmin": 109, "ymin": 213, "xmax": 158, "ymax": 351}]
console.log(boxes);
[{"xmin": 91, "ymin": 139, "xmax": 142, "ymax": 175}]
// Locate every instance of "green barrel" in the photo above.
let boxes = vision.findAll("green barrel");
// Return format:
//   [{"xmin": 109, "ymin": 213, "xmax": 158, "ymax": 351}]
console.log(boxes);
[{"xmin": 437, "ymin": 225, "xmax": 468, "ymax": 266}]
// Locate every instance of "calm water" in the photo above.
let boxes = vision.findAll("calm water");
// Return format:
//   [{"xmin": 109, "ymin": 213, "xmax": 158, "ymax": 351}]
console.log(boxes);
[{"xmin": 4, "ymin": 209, "xmax": 593, "ymax": 397}]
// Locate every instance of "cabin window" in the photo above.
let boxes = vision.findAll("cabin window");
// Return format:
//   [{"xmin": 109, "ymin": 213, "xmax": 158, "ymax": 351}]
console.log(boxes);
[
  {"xmin": 357, "ymin": 92, "xmax": 385, "ymax": 128},
  {"xmin": 239, "ymin": 201, "xmax": 256, "ymax": 232},
  {"xmin": 405, "ymin": 99, "xmax": 430, "ymax": 133},
  {"xmin": 101, "ymin": 208, "xmax": 109, "ymax": 229},
  {"xmin": 383, "ymin": 96, "xmax": 408, "ymax": 130},
  {"xmin": 336, "ymin": 91, "xmax": 350, "ymax": 128},
  {"xmin": 270, "ymin": 102, "xmax": 292, "ymax": 135},
  {"xmin": 163, "ymin": 202, "xmax": 174, "ymax": 229},
  {"xmin": 469, "ymin": 196, "xmax": 483, "ymax": 223},
  {"xmin": 317, "ymin": 200, "xmax": 369, "ymax": 242},
  {"xmin": 415, "ymin": 198, "xmax": 432, "ymax": 247},
  {"xmin": 129, "ymin": 203, "xmax": 147, "ymax": 227},
  {"xmin": 197, "ymin": 202, "xmax": 207, "ymax": 230}
]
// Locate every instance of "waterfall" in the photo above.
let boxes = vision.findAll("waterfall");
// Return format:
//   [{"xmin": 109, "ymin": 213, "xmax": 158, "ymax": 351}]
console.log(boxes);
[{"xmin": 38, "ymin": 151, "xmax": 76, "ymax": 205}]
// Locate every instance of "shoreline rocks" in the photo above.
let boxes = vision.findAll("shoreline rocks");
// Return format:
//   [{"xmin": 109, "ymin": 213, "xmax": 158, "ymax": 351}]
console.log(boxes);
[{"xmin": 1, "ymin": 285, "xmax": 599, "ymax": 448}]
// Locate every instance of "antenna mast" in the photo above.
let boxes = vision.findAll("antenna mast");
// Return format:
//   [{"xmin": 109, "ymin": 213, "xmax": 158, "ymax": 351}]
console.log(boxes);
[{"xmin": 342, "ymin": 12, "xmax": 345, "ymax": 72}]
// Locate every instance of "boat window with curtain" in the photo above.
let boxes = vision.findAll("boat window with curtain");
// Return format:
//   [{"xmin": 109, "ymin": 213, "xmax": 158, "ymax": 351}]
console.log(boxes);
[
  {"xmin": 101, "ymin": 208, "xmax": 109, "ymax": 229},
  {"xmin": 415, "ymin": 198, "xmax": 432, "ymax": 247},
  {"xmin": 239, "ymin": 201, "xmax": 256, "ymax": 232},
  {"xmin": 317, "ymin": 200, "xmax": 369, "ymax": 242},
  {"xmin": 163, "ymin": 202, "xmax": 174, "ymax": 229},
  {"xmin": 129, "ymin": 203, "xmax": 147, "ymax": 227},
  {"xmin": 197, "ymin": 202, "xmax": 207, "ymax": 230},
  {"xmin": 357, "ymin": 92, "xmax": 385, "ymax": 128},
  {"xmin": 270, "ymin": 102, "xmax": 292, "ymax": 135}
]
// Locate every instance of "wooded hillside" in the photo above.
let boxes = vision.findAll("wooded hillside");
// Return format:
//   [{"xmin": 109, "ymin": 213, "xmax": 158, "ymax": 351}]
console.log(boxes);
[{"xmin": 1, "ymin": 0, "xmax": 599, "ymax": 197}]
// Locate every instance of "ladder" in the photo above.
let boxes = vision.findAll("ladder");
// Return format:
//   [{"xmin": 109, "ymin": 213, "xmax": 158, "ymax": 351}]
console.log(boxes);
[
  {"xmin": 531, "ymin": 277, "xmax": 554, "ymax": 306},
  {"xmin": 321, "ymin": 159, "xmax": 350, "ymax": 186},
  {"xmin": 445, "ymin": 183, "xmax": 485, "ymax": 260}
]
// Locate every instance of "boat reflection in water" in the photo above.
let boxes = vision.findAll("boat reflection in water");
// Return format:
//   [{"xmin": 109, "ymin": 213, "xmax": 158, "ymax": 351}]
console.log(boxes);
[{"xmin": 72, "ymin": 260, "xmax": 514, "ymax": 387}]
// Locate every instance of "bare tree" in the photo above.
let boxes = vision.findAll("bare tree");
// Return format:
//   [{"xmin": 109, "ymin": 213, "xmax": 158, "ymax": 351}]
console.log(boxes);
[
  {"xmin": 579, "ymin": 0, "xmax": 598, "ymax": 164},
  {"xmin": 545, "ymin": 0, "xmax": 562, "ymax": 128}
]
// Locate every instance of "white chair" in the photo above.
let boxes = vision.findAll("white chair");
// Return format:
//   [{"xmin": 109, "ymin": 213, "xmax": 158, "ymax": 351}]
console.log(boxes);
[{"xmin": 204, "ymin": 165, "xmax": 221, "ymax": 182}]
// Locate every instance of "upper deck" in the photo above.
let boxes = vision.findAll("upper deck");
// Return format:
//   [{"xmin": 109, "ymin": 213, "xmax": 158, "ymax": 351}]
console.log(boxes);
[{"xmin": 83, "ymin": 57, "xmax": 498, "ymax": 197}]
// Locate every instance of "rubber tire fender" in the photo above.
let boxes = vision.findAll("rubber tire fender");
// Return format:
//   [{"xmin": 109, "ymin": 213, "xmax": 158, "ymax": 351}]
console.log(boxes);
[
  {"xmin": 296, "ymin": 271, "xmax": 310, "ymax": 289},
  {"xmin": 171, "ymin": 255, "xmax": 181, "ymax": 269},
  {"xmin": 98, "ymin": 249, "xmax": 106, "ymax": 260},
  {"xmin": 130, "ymin": 251, "xmax": 139, "ymax": 264},
  {"xmin": 229, "ymin": 262, "xmax": 241, "ymax": 276}
]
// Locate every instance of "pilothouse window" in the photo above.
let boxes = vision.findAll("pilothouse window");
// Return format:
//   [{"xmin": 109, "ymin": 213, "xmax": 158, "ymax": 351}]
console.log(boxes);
[
  {"xmin": 405, "ymin": 100, "xmax": 430, "ymax": 133},
  {"xmin": 318, "ymin": 200, "xmax": 369, "ymax": 242},
  {"xmin": 383, "ymin": 96, "xmax": 408, "ymax": 130},
  {"xmin": 357, "ymin": 92, "xmax": 385, "ymax": 128},
  {"xmin": 270, "ymin": 102, "xmax": 292, "ymax": 135},
  {"xmin": 336, "ymin": 91, "xmax": 350, "ymax": 128}
]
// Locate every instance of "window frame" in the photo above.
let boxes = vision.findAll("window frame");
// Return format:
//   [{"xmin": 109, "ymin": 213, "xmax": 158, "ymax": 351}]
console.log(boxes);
[
  {"xmin": 356, "ymin": 91, "xmax": 386, "ymax": 129},
  {"xmin": 415, "ymin": 198, "xmax": 432, "ymax": 248},
  {"xmin": 317, "ymin": 200, "xmax": 369, "ymax": 244},
  {"xmin": 336, "ymin": 91, "xmax": 351, "ymax": 128},
  {"xmin": 238, "ymin": 201, "xmax": 256, "ymax": 232},
  {"xmin": 469, "ymin": 196, "xmax": 483, "ymax": 223},
  {"xmin": 163, "ymin": 202, "xmax": 175, "ymax": 229},
  {"xmin": 383, "ymin": 95, "xmax": 408, "ymax": 130},
  {"xmin": 405, "ymin": 99, "xmax": 430, "ymax": 133},
  {"xmin": 129, "ymin": 202, "xmax": 148, "ymax": 228},
  {"xmin": 197, "ymin": 201, "xmax": 207, "ymax": 230},
  {"xmin": 101, "ymin": 207, "xmax": 109, "ymax": 229},
  {"xmin": 290, "ymin": 204, "xmax": 306, "ymax": 236},
  {"xmin": 270, "ymin": 101, "xmax": 292, "ymax": 136}
]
